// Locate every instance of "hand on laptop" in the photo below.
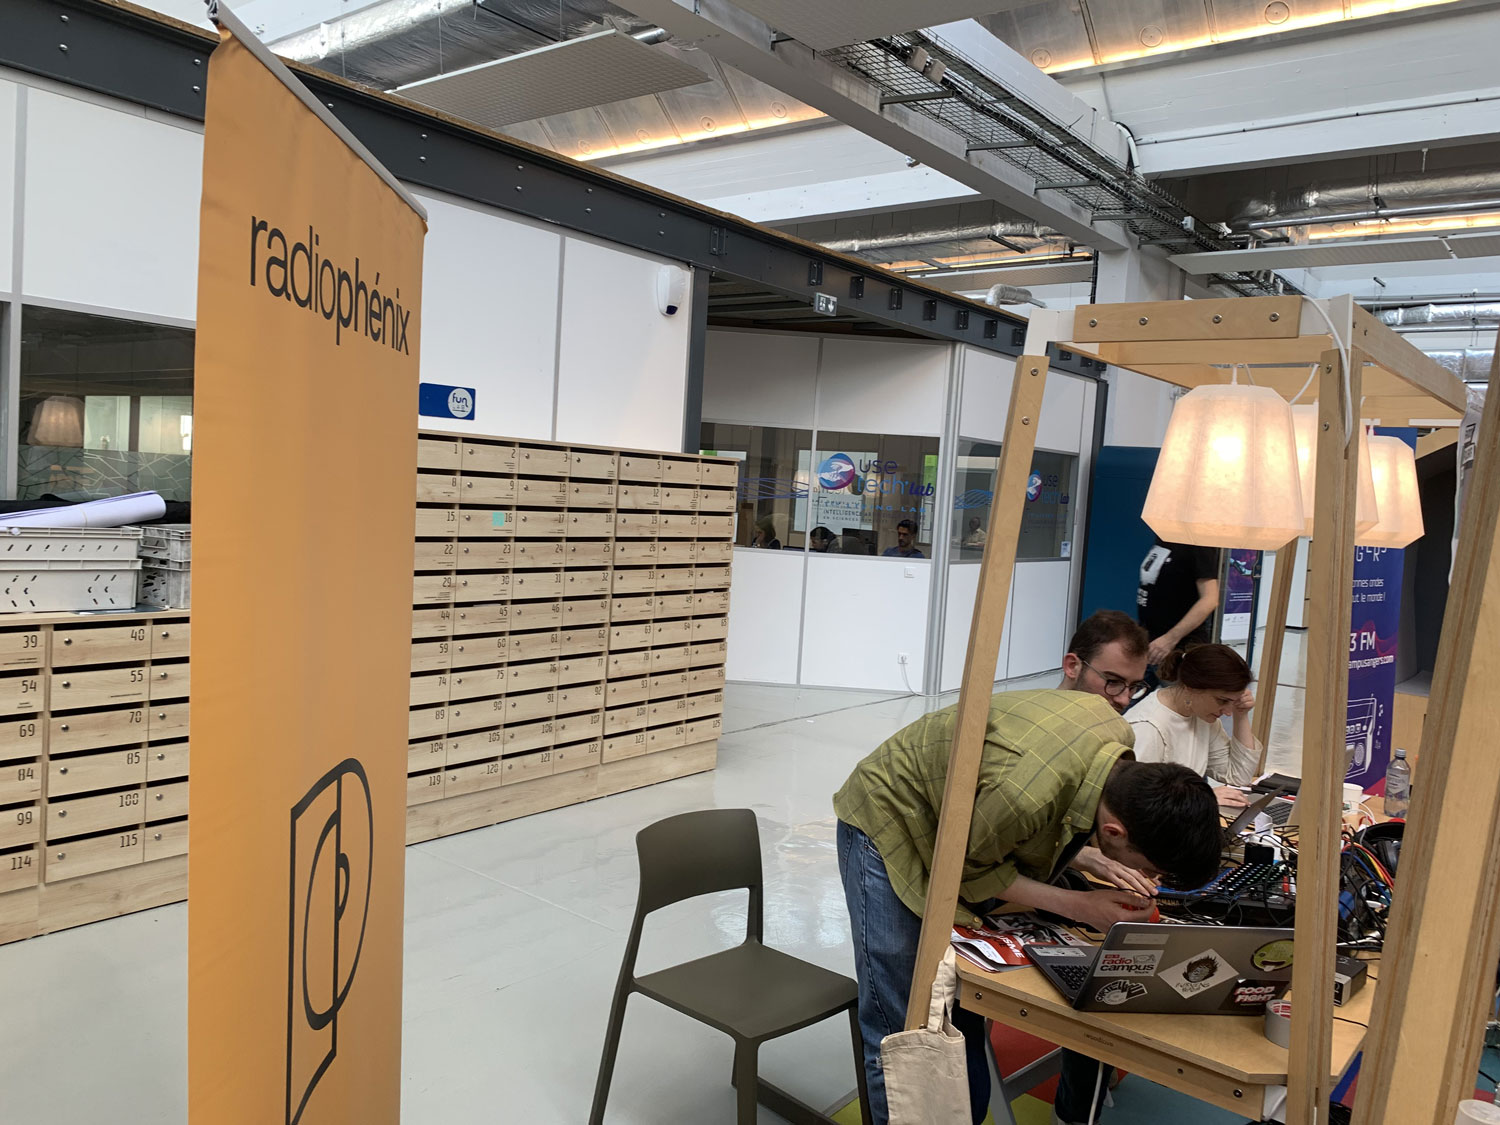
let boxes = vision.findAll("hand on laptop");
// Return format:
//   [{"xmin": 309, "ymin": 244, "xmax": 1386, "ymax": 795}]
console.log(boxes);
[
  {"xmin": 1071, "ymin": 845, "xmax": 1159, "ymax": 898},
  {"xmin": 1072, "ymin": 888, "xmax": 1156, "ymax": 932},
  {"xmin": 1215, "ymin": 785, "xmax": 1249, "ymax": 807}
]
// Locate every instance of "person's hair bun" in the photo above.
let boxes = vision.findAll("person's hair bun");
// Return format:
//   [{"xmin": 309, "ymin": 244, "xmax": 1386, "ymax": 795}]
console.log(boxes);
[{"xmin": 1157, "ymin": 649, "xmax": 1184, "ymax": 683}]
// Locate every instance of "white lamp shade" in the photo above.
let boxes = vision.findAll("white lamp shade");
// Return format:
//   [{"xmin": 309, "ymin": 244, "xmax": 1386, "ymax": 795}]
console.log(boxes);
[
  {"xmin": 1142, "ymin": 383, "xmax": 1305, "ymax": 550},
  {"xmin": 1357, "ymin": 435, "xmax": 1424, "ymax": 549},
  {"xmin": 26, "ymin": 395, "xmax": 84, "ymax": 448},
  {"xmin": 1292, "ymin": 406, "xmax": 1380, "ymax": 538}
]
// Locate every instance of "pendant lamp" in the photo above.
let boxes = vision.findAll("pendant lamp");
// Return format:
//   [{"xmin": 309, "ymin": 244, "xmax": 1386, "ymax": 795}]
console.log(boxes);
[
  {"xmin": 1142, "ymin": 383, "xmax": 1304, "ymax": 550},
  {"xmin": 26, "ymin": 395, "xmax": 85, "ymax": 448},
  {"xmin": 1292, "ymin": 406, "xmax": 1380, "ymax": 538},
  {"xmin": 1357, "ymin": 435, "xmax": 1424, "ymax": 549}
]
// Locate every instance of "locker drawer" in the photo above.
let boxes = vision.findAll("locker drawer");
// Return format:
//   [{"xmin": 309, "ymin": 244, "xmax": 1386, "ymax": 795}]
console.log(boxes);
[
  {"xmin": 607, "ymin": 650, "xmax": 652, "ymax": 678},
  {"xmin": 46, "ymin": 828, "xmax": 143, "ymax": 882},
  {"xmin": 504, "ymin": 718, "xmax": 557, "ymax": 754},
  {"xmin": 692, "ymin": 617, "xmax": 729, "ymax": 642},
  {"xmin": 445, "ymin": 758, "xmax": 505, "ymax": 799},
  {"xmin": 418, "ymin": 436, "xmax": 461, "ymax": 470},
  {"xmin": 614, "ymin": 512, "xmax": 659, "ymax": 537},
  {"xmin": 0, "ymin": 847, "xmax": 39, "ymax": 893},
  {"xmin": 602, "ymin": 731, "xmax": 647, "ymax": 763},
  {"xmin": 408, "ymin": 738, "xmax": 448, "ymax": 774},
  {"xmin": 553, "ymin": 739, "xmax": 601, "ymax": 774},
  {"xmin": 50, "ymin": 707, "xmax": 148, "ymax": 755},
  {"xmin": 506, "ymin": 660, "xmax": 559, "ymax": 694},
  {"xmin": 606, "ymin": 677, "xmax": 649, "ymax": 707},
  {"xmin": 0, "ymin": 806, "xmax": 39, "ymax": 849},
  {"xmin": 413, "ymin": 541, "xmax": 458, "ymax": 570},
  {"xmin": 414, "ymin": 508, "xmax": 461, "ymax": 537},
  {"xmin": 655, "ymin": 592, "xmax": 696, "ymax": 617},
  {"xmin": 452, "ymin": 604, "xmax": 509, "ymax": 635},
  {"xmin": 517, "ymin": 447, "xmax": 570, "ymax": 475},
  {"xmin": 452, "ymin": 572, "xmax": 511, "ymax": 602},
  {"xmin": 413, "ymin": 575, "xmax": 456, "ymax": 605},
  {"xmin": 149, "ymin": 662, "xmax": 191, "ymax": 701},
  {"xmin": 566, "ymin": 512, "xmax": 614, "ymax": 537},
  {"xmin": 651, "ymin": 620, "xmax": 693, "ymax": 646},
  {"xmin": 564, "ymin": 570, "xmax": 612, "ymax": 597},
  {"xmin": 610, "ymin": 623, "xmax": 654, "ymax": 650},
  {"xmin": 689, "ymin": 641, "xmax": 729, "ymax": 666},
  {"xmin": 559, "ymin": 627, "xmax": 608, "ymax": 656},
  {"xmin": 51, "ymin": 625, "xmax": 150, "ymax": 666},
  {"xmin": 683, "ymin": 717, "xmax": 722, "ymax": 744},
  {"xmin": 504, "ymin": 689, "xmax": 556, "ymax": 724},
  {"xmin": 694, "ymin": 566, "xmax": 732, "ymax": 589},
  {"xmin": 648, "ymin": 723, "xmax": 688, "ymax": 753},
  {"xmin": 416, "ymin": 472, "xmax": 461, "ymax": 503},
  {"xmin": 0, "ymin": 759, "xmax": 40, "ymax": 804},
  {"xmin": 651, "ymin": 646, "xmax": 692, "ymax": 673},
  {"xmin": 689, "ymin": 666, "xmax": 727, "ymax": 691},
  {"xmin": 657, "ymin": 512, "xmax": 700, "ymax": 538},
  {"xmin": 700, "ymin": 461, "xmax": 738, "ymax": 487},
  {"xmin": 565, "ymin": 542, "xmax": 614, "ymax": 566},
  {"xmin": 0, "ymin": 672, "xmax": 45, "ymax": 715},
  {"xmin": 697, "ymin": 487, "xmax": 736, "ymax": 513},
  {"xmin": 657, "ymin": 487, "xmax": 698, "ymax": 512},
  {"xmin": 605, "ymin": 705, "xmax": 648, "ymax": 735},
  {"xmin": 568, "ymin": 451, "xmax": 618, "ymax": 480},
  {"xmin": 513, "ymin": 511, "xmax": 566, "ymax": 537},
  {"xmin": 461, "ymin": 441, "xmax": 517, "ymax": 474},
  {"xmin": 447, "ymin": 696, "xmax": 506, "ymax": 734},
  {"xmin": 654, "ymin": 568, "xmax": 694, "ymax": 592},
  {"xmin": 502, "ymin": 749, "xmax": 554, "ymax": 786},
  {"xmin": 447, "ymin": 667, "xmax": 506, "ymax": 702},
  {"xmin": 509, "ymin": 631, "xmax": 561, "ymax": 662},
  {"xmin": 455, "ymin": 509, "xmax": 516, "ymax": 537},
  {"xmin": 53, "ymin": 666, "xmax": 151, "ymax": 711},
  {"xmin": 509, "ymin": 601, "xmax": 562, "ymax": 631},
  {"xmin": 557, "ymin": 682, "xmax": 604, "ymax": 714},
  {"xmin": 516, "ymin": 478, "xmax": 567, "ymax": 507},
  {"xmin": 660, "ymin": 458, "xmax": 700, "ymax": 485},
  {"xmin": 146, "ymin": 741, "xmax": 190, "ymax": 782},
  {"xmin": 511, "ymin": 570, "xmax": 563, "ymax": 598},
  {"xmin": 150, "ymin": 703, "xmax": 190, "ymax": 740},
  {"xmin": 614, "ymin": 541, "xmax": 659, "ymax": 564},
  {"xmin": 567, "ymin": 482, "xmax": 616, "ymax": 507},
  {"xmin": 655, "ymin": 541, "xmax": 695, "ymax": 565},
  {"xmin": 447, "ymin": 729, "xmax": 505, "ymax": 767},
  {"xmin": 147, "ymin": 780, "xmax": 188, "ymax": 821},
  {"xmin": 0, "ymin": 629, "xmax": 44, "ymax": 670},
  {"xmin": 697, "ymin": 541, "xmax": 734, "ymax": 564},
  {"xmin": 685, "ymin": 691, "xmax": 724, "ymax": 719},
  {"xmin": 562, "ymin": 598, "xmax": 609, "ymax": 627},
  {"xmin": 611, "ymin": 568, "xmax": 656, "ymax": 594},
  {"xmin": 145, "ymin": 817, "xmax": 189, "ymax": 863},
  {"xmin": 49, "ymin": 787, "xmax": 146, "ymax": 839},
  {"xmin": 616, "ymin": 484, "xmax": 660, "ymax": 510},
  {"xmin": 454, "ymin": 541, "xmax": 514, "ymax": 569},
  {"xmin": 648, "ymin": 671, "xmax": 689, "ymax": 697},
  {"xmin": 447, "ymin": 634, "xmax": 509, "ymax": 669},
  {"xmin": 610, "ymin": 595, "xmax": 654, "ymax": 622},
  {"xmin": 618, "ymin": 455, "xmax": 662, "ymax": 482},
  {"xmin": 557, "ymin": 656, "xmax": 606, "ymax": 685},
  {"xmin": 697, "ymin": 515, "xmax": 735, "ymax": 538},
  {"xmin": 408, "ymin": 770, "xmax": 446, "ymax": 805},
  {"xmin": 514, "ymin": 540, "xmax": 566, "ymax": 567},
  {"xmin": 0, "ymin": 718, "xmax": 44, "ymax": 763},
  {"xmin": 411, "ymin": 639, "xmax": 452, "ymax": 673},
  {"xmin": 556, "ymin": 710, "xmax": 602, "ymax": 743},
  {"xmin": 694, "ymin": 591, "xmax": 731, "ymax": 614},
  {"xmin": 461, "ymin": 476, "xmax": 517, "ymax": 505},
  {"xmin": 408, "ymin": 705, "xmax": 448, "ymax": 741},
  {"xmin": 648, "ymin": 698, "xmax": 687, "ymax": 724}
]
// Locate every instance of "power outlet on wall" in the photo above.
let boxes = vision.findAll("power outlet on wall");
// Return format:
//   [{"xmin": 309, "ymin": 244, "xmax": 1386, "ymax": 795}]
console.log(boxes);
[{"xmin": 897, "ymin": 653, "xmax": 909, "ymax": 665}]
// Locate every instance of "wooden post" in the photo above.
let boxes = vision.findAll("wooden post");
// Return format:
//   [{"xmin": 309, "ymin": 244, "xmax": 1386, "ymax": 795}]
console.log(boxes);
[
  {"xmin": 1353, "ymin": 356, "xmax": 1500, "ymax": 1125},
  {"xmin": 904, "ymin": 357, "xmax": 1049, "ymax": 1027},
  {"xmin": 1286, "ymin": 349, "xmax": 1362, "ymax": 1124},
  {"xmin": 1252, "ymin": 536, "xmax": 1299, "ymax": 772}
]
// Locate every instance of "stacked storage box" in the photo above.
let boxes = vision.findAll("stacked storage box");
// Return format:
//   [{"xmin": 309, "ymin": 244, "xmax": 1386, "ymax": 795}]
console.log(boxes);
[
  {"xmin": 138, "ymin": 525, "xmax": 191, "ymax": 609},
  {"xmin": 0, "ymin": 528, "xmax": 142, "ymax": 613}
]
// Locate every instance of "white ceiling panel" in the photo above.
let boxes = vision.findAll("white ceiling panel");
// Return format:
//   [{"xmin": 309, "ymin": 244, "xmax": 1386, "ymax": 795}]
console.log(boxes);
[
  {"xmin": 396, "ymin": 31, "xmax": 711, "ymax": 128},
  {"xmin": 920, "ymin": 260, "xmax": 1095, "ymax": 290},
  {"xmin": 734, "ymin": 0, "xmax": 1038, "ymax": 51},
  {"xmin": 1172, "ymin": 237, "xmax": 1450, "ymax": 274},
  {"xmin": 1449, "ymin": 232, "xmax": 1500, "ymax": 259}
]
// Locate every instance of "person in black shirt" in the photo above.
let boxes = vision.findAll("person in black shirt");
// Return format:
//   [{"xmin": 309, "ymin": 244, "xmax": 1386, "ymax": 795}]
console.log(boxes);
[{"xmin": 1137, "ymin": 538, "xmax": 1219, "ymax": 671}]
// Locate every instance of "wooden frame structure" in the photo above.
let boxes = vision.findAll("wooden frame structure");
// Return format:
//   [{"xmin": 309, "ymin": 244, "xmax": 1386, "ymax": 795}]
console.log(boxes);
[{"xmin": 911, "ymin": 294, "xmax": 1487, "ymax": 1125}]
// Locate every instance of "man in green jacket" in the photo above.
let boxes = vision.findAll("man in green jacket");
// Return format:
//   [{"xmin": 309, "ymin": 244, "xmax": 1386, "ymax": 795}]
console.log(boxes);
[{"xmin": 834, "ymin": 687, "xmax": 1221, "ymax": 1125}]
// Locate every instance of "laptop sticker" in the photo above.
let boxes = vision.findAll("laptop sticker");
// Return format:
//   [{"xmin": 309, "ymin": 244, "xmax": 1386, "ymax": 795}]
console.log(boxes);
[
  {"xmin": 1096, "ymin": 980, "xmax": 1148, "ymax": 1006},
  {"xmin": 1096, "ymin": 950, "xmax": 1164, "ymax": 976},
  {"xmin": 1251, "ymin": 939, "xmax": 1294, "ymax": 971},
  {"xmin": 1159, "ymin": 950, "xmax": 1239, "ymax": 998},
  {"xmin": 1219, "ymin": 980, "xmax": 1284, "ymax": 1012},
  {"xmin": 1042, "ymin": 947, "xmax": 1092, "ymax": 958},
  {"xmin": 1121, "ymin": 934, "xmax": 1170, "ymax": 946}
]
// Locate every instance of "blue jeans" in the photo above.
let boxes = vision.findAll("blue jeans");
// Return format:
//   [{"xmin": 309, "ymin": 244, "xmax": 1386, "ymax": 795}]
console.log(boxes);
[{"xmin": 837, "ymin": 821, "xmax": 1109, "ymax": 1125}]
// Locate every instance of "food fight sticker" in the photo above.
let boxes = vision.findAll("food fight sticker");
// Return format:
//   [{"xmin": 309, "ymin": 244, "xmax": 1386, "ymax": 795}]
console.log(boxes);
[
  {"xmin": 1095, "ymin": 950, "xmax": 1164, "ymax": 976},
  {"xmin": 1159, "ymin": 950, "xmax": 1238, "ymax": 998},
  {"xmin": 1220, "ymin": 980, "xmax": 1284, "ymax": 1012},
  {"xmin": 1095, "ymin": 981, "xmax": 1148, "ymax": 1007}
]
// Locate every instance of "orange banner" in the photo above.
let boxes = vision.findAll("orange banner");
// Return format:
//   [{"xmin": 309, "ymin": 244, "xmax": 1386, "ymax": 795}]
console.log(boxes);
[{"xmin": 188, "ymin": 24, "xmax": 424, "ymax": 1125}]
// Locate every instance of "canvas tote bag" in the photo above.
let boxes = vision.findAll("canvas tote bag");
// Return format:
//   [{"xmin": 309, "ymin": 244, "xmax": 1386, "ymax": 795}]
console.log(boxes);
[{"xmin": 880, "ymin": 948, "xmax": 971, "ymax": 1124}]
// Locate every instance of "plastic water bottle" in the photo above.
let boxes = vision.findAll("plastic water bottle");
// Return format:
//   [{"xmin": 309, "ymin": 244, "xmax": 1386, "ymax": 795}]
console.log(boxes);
[{"xmin": 1385, "ymin": 748, "xmax": 1411, "ymax": 818}]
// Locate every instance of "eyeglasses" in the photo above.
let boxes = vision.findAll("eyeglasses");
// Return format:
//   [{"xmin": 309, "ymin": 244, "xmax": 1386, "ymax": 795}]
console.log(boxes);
[{"xmin": 1079, "ymin": 658, "xmax": 1150, "ymax": 702}]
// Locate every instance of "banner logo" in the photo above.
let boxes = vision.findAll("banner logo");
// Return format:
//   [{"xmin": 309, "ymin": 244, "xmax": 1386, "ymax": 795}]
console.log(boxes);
[
  {"xmin": 816, "ymin": 453, "xmax": 856, "ymax": 491},
  {"xmin": 1026, "ymin": 471, "xmax": 1043, "ymax": 501},
  {"xmin": 286, "ymin": 759, "xmax": 374, "ymax": 1125}
]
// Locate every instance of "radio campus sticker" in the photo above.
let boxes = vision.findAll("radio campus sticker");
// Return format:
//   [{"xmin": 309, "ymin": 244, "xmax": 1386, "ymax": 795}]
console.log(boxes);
[
  {"xmin": 1095, "ymin": 949, "xmax": 1163, "ymax": 977},
  {"xmin": 1159, "ymin": 950, "xmax": 1238, "ymax": 998},
  {"xmin": 1095, "ymin": 981, "xmax": 1148, "ymax": 1007}
]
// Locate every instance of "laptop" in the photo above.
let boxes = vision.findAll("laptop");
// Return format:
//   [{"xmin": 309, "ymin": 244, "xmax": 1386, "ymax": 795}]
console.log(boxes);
[{"xmin": 1024, "ymin": 922, "xmax": 1295, "ymax": 1014}]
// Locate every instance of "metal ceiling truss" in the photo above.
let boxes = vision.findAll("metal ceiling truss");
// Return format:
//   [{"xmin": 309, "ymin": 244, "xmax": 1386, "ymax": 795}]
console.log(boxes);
[{"xmin": 819, "ymin": 30, "xmax": 1295, "ymax": 298}]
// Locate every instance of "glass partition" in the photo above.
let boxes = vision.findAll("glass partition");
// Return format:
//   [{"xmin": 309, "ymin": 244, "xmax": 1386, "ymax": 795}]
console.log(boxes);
[
  {"xmin": 700, "ymin": 422, "xmax": 813, "ymax": 550},
  {"xmin": 949, "ymin": 440, "xmax": 1079, "ymax": 562},
  {"xmin": 808, "ymin": 431, "xmax": 939, "ymax": 558}
]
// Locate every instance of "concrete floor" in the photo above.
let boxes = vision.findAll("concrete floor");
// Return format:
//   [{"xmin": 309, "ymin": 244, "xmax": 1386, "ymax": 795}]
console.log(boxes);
[{"xmin": 0, "ymin": 651, "xmax": 1316, "ymax": 1125}]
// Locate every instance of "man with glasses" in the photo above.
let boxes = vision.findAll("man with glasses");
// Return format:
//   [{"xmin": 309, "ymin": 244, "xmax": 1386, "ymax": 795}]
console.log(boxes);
[{"xmin": 1058, "ymin": 609, "xmax": 1152, "ymax": 713}]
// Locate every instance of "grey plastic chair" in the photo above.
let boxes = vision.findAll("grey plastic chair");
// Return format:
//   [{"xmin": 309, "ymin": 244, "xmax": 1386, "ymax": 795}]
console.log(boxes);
[{"xmin": 589, "ymin": 808, "xmax": 873, "ymax": 1124}]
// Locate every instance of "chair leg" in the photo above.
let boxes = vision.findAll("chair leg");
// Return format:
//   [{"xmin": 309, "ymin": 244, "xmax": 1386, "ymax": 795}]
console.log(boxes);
[
  {"xmin": 733, "ymin": 1040, "xmax": 759, "ymax": 1125},
  {"xmin": 848, "ymin": 1006, "xmax": 873, "ymax": 1125},
  {"xmin": 588, "ymin": 986, "xmax": 633, "ymax": 1125}
]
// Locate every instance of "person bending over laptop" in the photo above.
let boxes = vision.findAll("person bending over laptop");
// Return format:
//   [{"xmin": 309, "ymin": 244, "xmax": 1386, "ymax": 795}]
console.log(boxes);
[
  {"xmin": 833, "ymin": 689, "xmax": 1221, "ymax": 1125},
  {"xmin": 1128, "ymin": 644, "xmax": 1260, "ymax": 806}
]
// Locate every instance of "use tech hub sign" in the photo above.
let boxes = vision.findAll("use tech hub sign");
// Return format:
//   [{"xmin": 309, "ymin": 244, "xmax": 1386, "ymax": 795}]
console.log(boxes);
[{"xmin": 816, "ymin": 454, "xmax": 933, "ymax": 518}]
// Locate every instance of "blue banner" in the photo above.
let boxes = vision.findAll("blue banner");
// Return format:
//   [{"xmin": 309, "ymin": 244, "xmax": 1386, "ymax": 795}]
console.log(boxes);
[
  {"xmin": 1345, "ymin": 428, "xmax": 1415, "ymax": 790},
  {"xmin": 418, "ymin": 382, "xmax": 476, "ymax": 420}
]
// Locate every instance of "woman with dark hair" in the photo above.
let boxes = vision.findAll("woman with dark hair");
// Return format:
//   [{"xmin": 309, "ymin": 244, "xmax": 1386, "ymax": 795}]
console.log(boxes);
[{"xmin": 1127, "ymin": 643, "xmax": 1260, "ymax": 805}]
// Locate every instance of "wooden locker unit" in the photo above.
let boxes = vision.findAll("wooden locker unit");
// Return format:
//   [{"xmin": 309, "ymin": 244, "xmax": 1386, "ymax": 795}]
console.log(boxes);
[
  {"xmin": 404, "ymin": 431, "xmax": 735, "ymax": 844},
  {"xmin": 0, "ymin": 610, "xmax": 190, "ymax": 945}
]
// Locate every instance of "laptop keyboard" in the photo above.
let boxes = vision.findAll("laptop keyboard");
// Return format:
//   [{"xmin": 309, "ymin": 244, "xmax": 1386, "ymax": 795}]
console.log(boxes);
[
  {"xmin": 1051, "ymin": 963, "xmax": 1091, "ymax": 995},
  {"xmin": 1266, "ymin": 800, "xmax": 1293, "ymax": 826}
]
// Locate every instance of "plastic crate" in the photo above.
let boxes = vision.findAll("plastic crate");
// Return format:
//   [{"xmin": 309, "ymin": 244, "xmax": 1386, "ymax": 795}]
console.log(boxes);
[
  {"xmin": 0, "ymin": 560, "xmax": 142, "ymax": 612},
  {"xmin": 140, "ymin": 562, "xmax": 191, "ymax": 609},
  {"xmin": 138, "ymin": 524, "xmax": 191, "ymax": 563},
  {"xmin": 0, "ymin": 526, "xmax": 142, "ymax": 561}
]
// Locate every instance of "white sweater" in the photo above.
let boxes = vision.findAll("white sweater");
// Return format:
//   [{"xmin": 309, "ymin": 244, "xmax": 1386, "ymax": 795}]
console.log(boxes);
[{"xmin": 1127, "ymin": 691, "xmax": 1259, "ymax": 787}]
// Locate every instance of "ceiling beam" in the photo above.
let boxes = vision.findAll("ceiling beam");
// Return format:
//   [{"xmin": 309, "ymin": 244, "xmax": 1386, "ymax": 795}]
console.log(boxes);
[{"xmin": 614, "ymin": 0, "xmax": 1134, "ymax": 250}]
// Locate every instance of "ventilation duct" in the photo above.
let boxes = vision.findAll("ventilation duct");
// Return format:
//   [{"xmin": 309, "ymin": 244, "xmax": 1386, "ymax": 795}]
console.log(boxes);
[
  {"xmin": 818, "ymin": 222, "xmax": 1061, "ymax": 253},
  {"xmin": 1375, "ymin": 304, "xmax": 1500, "ymax": 329},
  {"xmin": 985, "ymin": 284, "xmax": 1038, "ymax": 306},
  {"xmin": 1430, "ymin": 350, "xmax": 1497, "ymax": 382},
  {"xmin": 1229, "ymin": 167, "xmax": 1500, "ymax": 230}
]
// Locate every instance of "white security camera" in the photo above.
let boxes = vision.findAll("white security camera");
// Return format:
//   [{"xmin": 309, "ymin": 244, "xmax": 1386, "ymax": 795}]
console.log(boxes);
[{"xmin": 657, "ymin": 265, "xmax": 689, "ymax": 316}]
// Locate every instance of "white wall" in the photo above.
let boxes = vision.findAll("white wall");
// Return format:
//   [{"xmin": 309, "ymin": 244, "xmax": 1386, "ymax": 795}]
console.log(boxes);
[
  {"xmin": 801, "ymin": 555, "xmax": 931, "ymax": 692},
  {"xmin": 1038, "ymin": 372, "xmax": 1088, "ymax": 455},
  {"xmin": 0, "ymin": 80, "xmax": 15, "ymax": 297},
  {"xmin": 941, "ymin": 563, "xmax": 1013, "ymax": 692},
  {"xmin": 556, "ymin": 237, "xmax": 691, "ymax": 451},
  {"xmin": 22, "ymin": 88, "xmax": 202, "ymax": 321},
  {"xmin": 702, "ymin": 329, "xmax": 818, "ymax": 426},
  {"xmin": 1008, "ymin": 561, "xmax": 1073, "ymax": 679},
  {"xmin": 723, "ymin": 548, "xmax": 804, "ymax": 685},
  {"xmin": 958, "ymin": 347, "xmax": 1015, "ymax": 442},
  {"xmin": 817, "ymin": 338, "xmax": 948, "ymax": 436},
  {"xmin": 413, "ymin": 190, "xmax": 561, "ymax": 440}
]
